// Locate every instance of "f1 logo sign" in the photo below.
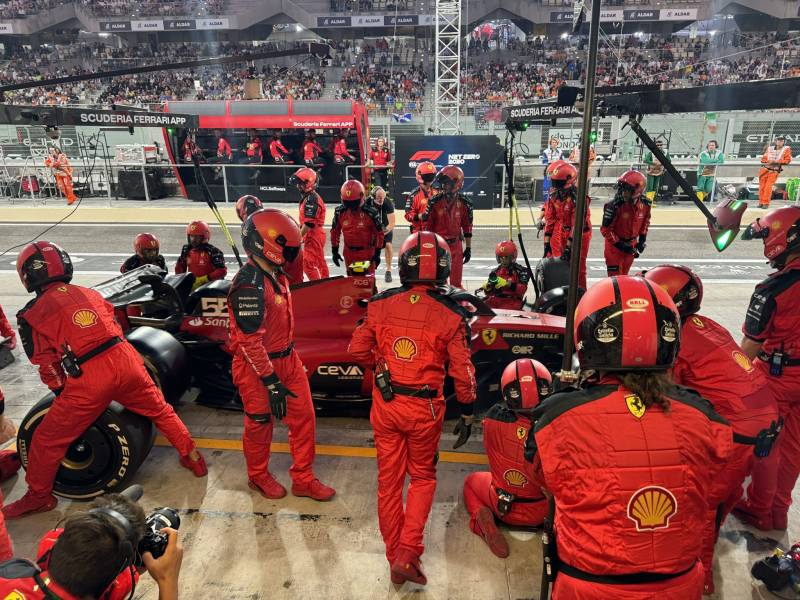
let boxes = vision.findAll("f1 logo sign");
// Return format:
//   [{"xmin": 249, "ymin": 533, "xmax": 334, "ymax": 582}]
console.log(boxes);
[{"xmin": 409, "ymin": 150, "xmax": 443, "ymax": 162}]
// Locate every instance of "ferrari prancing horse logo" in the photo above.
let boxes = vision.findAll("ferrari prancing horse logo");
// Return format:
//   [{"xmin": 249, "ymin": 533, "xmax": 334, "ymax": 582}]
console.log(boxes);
[
  {"xmin": 481, "ymin": 329, "xmax": 498, "ymax": 346},
  {"xmin": 410, "ymin": 294, "xmax": 420, "ymax": 304},
  {"xmin": 625, "ymin": 394, "xmax": 646, "ymax": 419},
  {"xmin": 516, "ymin": 426, "xmax": 527, "ymax": 440}
]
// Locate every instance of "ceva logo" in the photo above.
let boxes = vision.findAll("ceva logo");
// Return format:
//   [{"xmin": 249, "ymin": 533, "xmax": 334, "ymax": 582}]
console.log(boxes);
[{"xmin": 409, "ymin": 150, "xmax": 444, "ymax": 162}]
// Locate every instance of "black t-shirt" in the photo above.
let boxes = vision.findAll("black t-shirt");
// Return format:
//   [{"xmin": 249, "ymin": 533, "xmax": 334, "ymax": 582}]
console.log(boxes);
[{"xmin": 366, "ymin": 196, "xmax": 395, "ymax": 229}]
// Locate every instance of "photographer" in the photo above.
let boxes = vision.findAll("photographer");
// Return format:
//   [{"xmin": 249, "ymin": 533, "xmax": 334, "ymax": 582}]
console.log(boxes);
[{"xmin": 0, "ymin": 492, "xmax": 183, "ymax": 600}]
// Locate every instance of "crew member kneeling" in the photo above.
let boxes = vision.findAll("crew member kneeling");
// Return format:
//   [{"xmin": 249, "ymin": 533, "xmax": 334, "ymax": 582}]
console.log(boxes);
[
  {"xmin": 481, "ymin": 240, "xmax": 529, "ymax": 310},
  {"xmin": 228, "ymin": 210, "xmax": 335, "ymax": 501},
  {"xmin": 463, "ymin": 359, "xmax": 551, "ymax": 558},
  {"xmin": 5, "ymin": 242, "xmax": 206, "ymax": 519},
  {"xmin": 527, "ymin": 276, "xmax": 732, "ymax": 599},
  {"xmin": 175, "ymin": 220, "xmax": 227, "ymax": 290},
  {"xmin": 349, "ymin": 232, "xmax": 476, "ymax": 585},
  {"xmin": 121, "ymin": 233, "xmax": 166, "ymax": 273},
  {"xmin": 643, "ymin": 264, "xmax": 778, "ymax": 595}
]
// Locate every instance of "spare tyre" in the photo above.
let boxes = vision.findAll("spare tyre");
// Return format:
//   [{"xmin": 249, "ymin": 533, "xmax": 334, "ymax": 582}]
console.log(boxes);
[
  {"xmin": 17, "ymin": 393, "xmax": 155, "ymax": 500},
  {"xmin": 536, "ymin": 257, "xmax": 571, "ymax": 295},
  {"xmin": 126, "ymin": 326, "xmax": 189, "ymax": 405}
]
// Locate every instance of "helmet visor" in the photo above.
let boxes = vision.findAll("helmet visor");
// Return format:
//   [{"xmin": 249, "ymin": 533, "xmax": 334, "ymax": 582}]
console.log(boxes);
[
  {"xmin": 742, "ymin": 219, "xmax": 769, "ymax": 241},
  {"xmin": 419, "ymin": 172, "xmax": 435, "ymax": 184}
]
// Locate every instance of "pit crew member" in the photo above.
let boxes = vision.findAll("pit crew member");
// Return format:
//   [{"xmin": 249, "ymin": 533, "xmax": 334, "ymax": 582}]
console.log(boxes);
[
  {"xmin": 175, "ymin": 220, "xmax": 227, "ymax": 290},
  {"xmin": 404, "ymin": 161, "xmax": 436, "ymax": 233},
  {"xmin": 527, "ymin": 275, "xmax": 732, "ymax": 599},
  {"xmin": 348, "ymin": 231, "xmax": 476, "ymax": 585},
  {"xmin": 120, "ymin": 233, "xmax": 167, "ymax": 273},
  {"xmin": 696, "ymin": 140, "xmax": 724, "ymax": 202},
  {"xmin": 302, "ymin": 130, "xmax": 325, "ymax": 170},
  {"xmin": 289, "ymin": 168, "xmax": 329, "ymax": 281},
  {"xmin": 369, "ymin": 137, "xmax": 392, "ymax": 189},
  {"xmin": 643, "ymin": 139, "xmax": 669, "ymax": 203},
  {"xmin": 643, "ymin": 264, "xmax": 778, "ymax": 594},
  {"xmin": 269, "ymin": 131, "xmax": 292, "ymax": 164},
  {"xmin": 330, "ymin": 180, "xmax": 384, "ymax": 276},
  {"xmin": 480, "ymin": 240, "xmax": 529, "ymax": 310},
  {"xmin": 45, "ymin": 146, "xmax": 77, "ymax": 205},
  {"xmin": 542, "ymin": 160, "xmax": 576, "ymax": 260},
  {"xmin": 421, "ymin": 166, "xmax": 473, "ymax": 288},
  {"xmin": 601, "ymin": 170, "xmax": 651, "ymax": 276},
  {"xmin": 463, "ymin": 358, "xmax": 550, "ymax": 558},
  {"xmin": 5, "ymin": 242, "xmax": 206, "ymax": 519},
  {"xmin": 734, "ymin": 207, "xmax": 800, "ymax": 531},
  {"xmin": 228, "ymin": 210, "xmax": 335, "ymax": 502}
]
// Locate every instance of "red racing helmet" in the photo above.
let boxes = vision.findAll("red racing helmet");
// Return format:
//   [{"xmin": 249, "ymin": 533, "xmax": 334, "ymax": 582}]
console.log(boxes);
[
  {"xmin": 242, "ymin": 208, "xmax": 301, "ymax": 267},
  {"xmin": 495, "ymin": 240, "xmax": 518, "ymax": 262},
  {"xmin": 500, "ymin": 358, "xmax": 552, "ymax": 410},
  {"xmin": 415, "ymin": 161, "xmax": 437, "ymax": 185},
  {"xmin": 236, "ymin": 195, "xmax": 263, "ymax": 222},
  {"xmin": 134, "ymin": 233, "xmax": 159, "ymax": 257},
  {"xmin": 288, "ymin": 167, "xmax": 318, "ymax": 194},
  {"xmin": 546, "ymin": 160, "xmax": 578, "ymax": 190},
  {"xmin": 617, "ymin": 170, "xmax": 647, "ymax": 199},
  {"xmin": 17, "ymin": 241, "xmax": 73, "ymax": 292},
  {"xmin": 742, "ymin": 206, "xmax": 800, "ymax": 269},
  {"xmin": 641, "ymin": 264, "xmax": 703, "ymax": 319},
  {"xmin": 398, "ymin": 231, "xmax": 451, "ymax": 285},
  {"xmin": 433, "ymin": 165, "xmax": 464, "ymax": 194},
  {"xmin": 186, "ymin": 220, "xmax": 211, "ymax": 244},
  {"xmin": 340, "ymin": 179, "xmax": 366, "ymax": 208},
  {"xmin": 574, "ymin": 275, "xmax": 681, "ymax": 371}
]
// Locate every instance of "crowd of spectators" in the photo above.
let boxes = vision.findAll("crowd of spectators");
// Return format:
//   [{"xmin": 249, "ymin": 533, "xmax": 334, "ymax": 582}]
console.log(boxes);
[
  {"xmin": 195, "ymin": 65, "xmax": 325, "ymax": 101},
  {"xmin": 79, "ymin": 0, "xmax": 225, "ymax": 17},
  {"xmin": 329, "ymin": 0, "xmax": 412, "ymax": 12},
  {"xmin": 337, "ymin": 65, "xmax": 427, "ymax": 113},
  {"xmin": 0, "ymin": 0, "xmax": 69, "ymax": 18}
]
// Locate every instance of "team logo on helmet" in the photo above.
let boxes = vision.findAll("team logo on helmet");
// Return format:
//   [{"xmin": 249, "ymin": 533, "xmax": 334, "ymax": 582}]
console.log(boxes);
[
  {"xmin": 691, "ymin": 316, "xmax": 704, "ymax": 328},
  {"xmin": 393, "ymin": 337, "xmax": 417, "ymax": 361},
  {"xmin": 660, "ymin": 320, "xmax": 677, "ymax": 343},
  {"xmin": 481, "ymin": 329, "xmax": 498, "ymax": 346},
  {"xmin": 410, "ymin": 294, "xmax": 420, "ymax": 304},
  {"xmin": 72, "ymin": 309, "xmax": 98, "ymax": 328},
  {"xmin": 31, "ymin": 259, "xmax": 47, "ymax": 270},
  {"xmin": 732, "ymin": 350, "xmax": 753, "ymax": 372},
  {"xmin": 627, "ymin": 486, "xmax": 678, "ymax": 531},
  {"xmin": 58, "ymin": 286, "xmax": 67, "ymax": 292},
  {"xmin": 503, "ymin": 469, "xmax": 528, "ymax": 487},
  {"xmin": 594, "ymin": 322, "xmax": 619, "ymax": 343},
  {"xmin": 516, "ymin": 426, "xmax": 527, "ymax": 440},
  {"xmin": 625, "ymin": 394, "xmax": 646, "ymax": 419}
]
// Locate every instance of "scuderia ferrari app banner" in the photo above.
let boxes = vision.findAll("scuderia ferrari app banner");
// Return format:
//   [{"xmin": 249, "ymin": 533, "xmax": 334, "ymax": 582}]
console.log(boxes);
[{"xmin": 394, "ymin": 135, "xmax": 502, "ymax": 209}]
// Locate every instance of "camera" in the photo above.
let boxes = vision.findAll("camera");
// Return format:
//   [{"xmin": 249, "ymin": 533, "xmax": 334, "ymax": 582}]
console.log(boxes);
[
  {"xmin": 135, "ymin": 507, "xmax": 181, "ymax": 566},
  {"xmin": 752, "ymin": 544, "xmax": 800, "ymax": 593}
]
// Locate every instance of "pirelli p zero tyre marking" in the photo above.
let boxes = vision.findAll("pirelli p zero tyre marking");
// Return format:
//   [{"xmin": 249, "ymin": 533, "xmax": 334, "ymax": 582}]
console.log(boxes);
[{"xmin": 18, "ymin": 395, "xmax": 154, "ymax": 500}]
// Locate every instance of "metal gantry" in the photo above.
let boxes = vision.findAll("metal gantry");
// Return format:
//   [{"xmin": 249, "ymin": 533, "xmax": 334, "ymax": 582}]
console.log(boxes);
[{"xmin": 434, "ymin": 0, "xmax": 461, "ymax": 134}]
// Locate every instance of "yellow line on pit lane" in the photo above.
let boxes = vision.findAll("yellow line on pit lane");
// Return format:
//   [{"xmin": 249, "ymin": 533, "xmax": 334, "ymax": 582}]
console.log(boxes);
[{"xmin": 155, "ymin": 436, "xmax": 489, "ymax": 465}]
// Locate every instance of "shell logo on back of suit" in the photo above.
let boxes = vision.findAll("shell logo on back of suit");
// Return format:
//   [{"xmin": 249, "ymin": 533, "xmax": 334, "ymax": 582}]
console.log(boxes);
[
  {"xmin": 72, "ymin": 309, "xmax": 98, "ymax": 328},
  {"xmin": 627, "ymin": 486, "xmax": 677, "ymax": 531},
  {"xmin": 504, "ymin": 469, "xmax": 528, "ymax": 487},
  {"xmin": 732, "ymin": 350, "xmax": 753, "ymax": 372},
  {"xmin": 393, "ymin": 337, "xmax": 417, "ymax": 361}
]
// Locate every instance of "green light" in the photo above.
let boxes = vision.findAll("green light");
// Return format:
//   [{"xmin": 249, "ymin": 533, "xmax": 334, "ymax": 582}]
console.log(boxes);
[
  {"xmin": 589, "ymin": 130, "xmax": 598, "ymax": 143},
  {"xmin": 715, "ymin": 229, "xmax": 734, "ymax": 250},
  {"xmin": 730, "ymin": 201, "xmax": 742, "ymax": 210},
  {"xmin": 167, "ymin": 128, "xmax": 174, "ymax": 134}
]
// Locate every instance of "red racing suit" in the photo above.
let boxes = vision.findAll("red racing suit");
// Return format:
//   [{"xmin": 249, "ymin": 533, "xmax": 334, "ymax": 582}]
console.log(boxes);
[
  {"xmin": 270, "ymin": 139, "xmax": 291, "ymax": 163},
  {"xmin": 561, "ymin": 193, "xmax": 592, "ymax": 291},
  {"xmin": 542, "ymin": 196, "xmax": 565, "ymax": 257},
  {"xmin": 16, "ymin": 283, "xmax": 196, "ymax": 497},
  {"xmin": 741, "ymin": 259, "xmax": 800, "ymax": 523},
  {"xmin": 333, "ymin": 138, "xmax": 355, "ymax": 164},
  {"xmin": 531, "ymin": 379, "xmax": 732, "ymax": 599},
  {"xmin": 483, "ymin": 263, "xmax": 529, "ymax": 310},
  {"xmin": 216, "ymin": 137, "xmax": 232, "ymax": 161},
  {"xmin": 601, "ymin": 197, "xmax": 652, "ymax": 276},
  {"xmin": 0, "ymin": 304, "xmax": 15, "ymax": 407},
  {"xmin": 463, "ymin": 404, "xmax": 547, "ymax": 533},
  {"xmin": 0, "ymin": 527, "xmax": 138, "ymax": 600},
  {"xmin": 245, "ymin": 136, "xmax": 263, "ymax": 162},
  {"xmin": 227, "ymin": 262, "xmax": 317, "ymax": 484},
  {"xmin": 671, "ymin": 314, "xmax": 777, "ymax": 583},
  {"xmin": 330, "ymin": 204, "xmax": 384, "ymax": 275},
  {"xmin": 421, "ymin": 193, "xmax": 473, "ymax": 288},
  {"xmin": 404, "ymin": 186, "xmax": 433, "ymax": 233},
  {"xmin": 299, "ymin": 191, "xmax": 329, "ymax": 280},
  {"xmin": 348, "ymin": 284, "xmax": 476, "ymax": 562},
  {"xmin": 175, "ymin": 243, "xmax": 227, "ymax": 283},
  {"xmin": 303, "ymin": 139, "xmax": 324, "ymax": 168}
]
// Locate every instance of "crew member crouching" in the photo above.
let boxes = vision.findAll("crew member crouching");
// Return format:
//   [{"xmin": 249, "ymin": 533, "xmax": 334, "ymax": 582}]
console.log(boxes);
[
  {"xmin": 175, "ymin": 220, "xmax": 227, "ymax": 290},
  {"xmin": 463, "ymin": 358, "xmax": 551, "ymax": 558},
  {"xmin": 481, "ymin": 240, "xmax": 529, "ymax": 310},
  {"xmin": 121, "ymin": 233, "xmax": 166, "ymax": 273}
]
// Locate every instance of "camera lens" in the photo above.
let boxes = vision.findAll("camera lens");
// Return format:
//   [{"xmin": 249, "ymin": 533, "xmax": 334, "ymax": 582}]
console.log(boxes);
[{"xmin": 148, "ymin": 507, "xmax": 181, "ymax": 531}]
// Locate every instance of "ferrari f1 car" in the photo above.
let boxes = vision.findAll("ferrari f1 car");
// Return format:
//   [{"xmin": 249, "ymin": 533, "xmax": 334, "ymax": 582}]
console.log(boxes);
[{"xmin": 18, "ymin": 264, "xmax": 567, "ymax": 499}]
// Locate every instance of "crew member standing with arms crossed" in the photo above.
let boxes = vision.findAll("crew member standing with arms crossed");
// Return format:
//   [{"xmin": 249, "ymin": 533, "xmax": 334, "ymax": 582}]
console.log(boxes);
[
  {"xmin": 228, "ymin": 209, "xmax": 335, "ymax": 502},
  {"xmin": 349, "ymin": 231, "xmax": 476, "ymax": 585},
  {"xmin": 734, "ymin": 207, "xmax": 800, "ymax": 531},
  {"xmin": 601, "ymin": 170, "xmax": 651, "ymax": 276},
  {"xmin": 404, "ymin": 162, "xmax": 436, "ymax": 233},
  {"xmin": 290, "ymin": 167, "xmax": 329, "ymax": 281},
  {"xmin": 758, "ymin": 136, "xmax": 792, "ymax": 209},
  {"xmin": 422, "ymin": 166, "xmax": 473, "ymax": 288}
]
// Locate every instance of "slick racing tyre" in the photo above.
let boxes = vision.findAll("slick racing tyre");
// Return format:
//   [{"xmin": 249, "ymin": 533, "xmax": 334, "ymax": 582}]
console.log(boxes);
[
  {"xmin": 126, "ymin": 326, "xmax": 190, "ymax": 405},
  {"xmin": 17, "ymin": 393, "xmax": 155, "ymax": 500},
  {"xmin": 536, "ymin": 257, "xmax": 571, "ymax": 295}
]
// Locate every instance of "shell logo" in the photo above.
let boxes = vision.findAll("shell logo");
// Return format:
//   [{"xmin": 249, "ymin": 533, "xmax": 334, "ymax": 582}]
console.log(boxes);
[
  {"xmin": 626, "ymin": 298, "xmax": 650, "ymax": 310},
  {"xmin": 393, "ymin": 337, "xmax": 418, "ymax": 361},
  {"xmin": 732, "ymin": 350, "xmax": 753, "ymax": 372},
  {"xmin": 72, "ymin": 309, "xmax": 98, "ymax": 328},
  {"xmin": 627, "ymin": 486, "xmax": 677, "ymax": 531},
  {"xmin": 503, "ymin": 469, "xmax": 528, "ymax": 487}
]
